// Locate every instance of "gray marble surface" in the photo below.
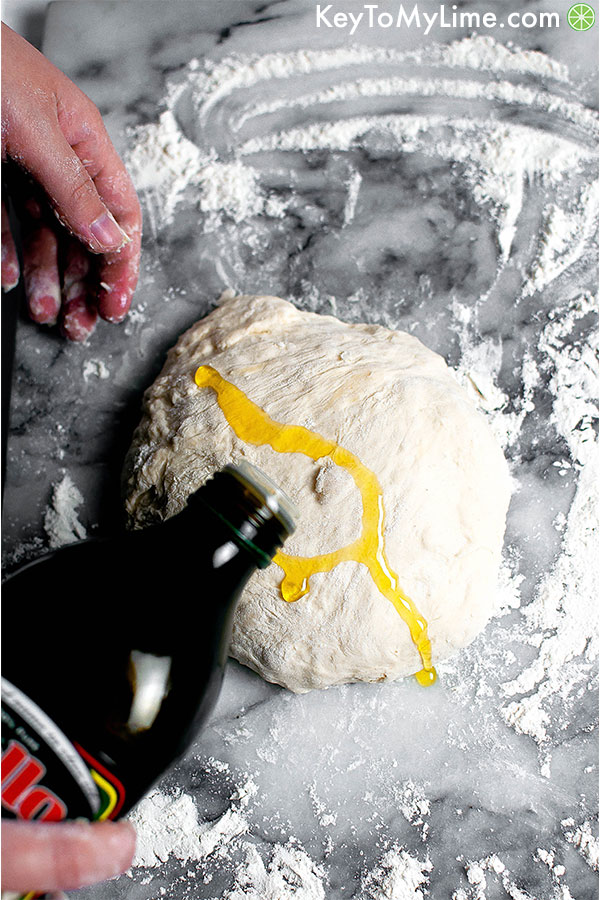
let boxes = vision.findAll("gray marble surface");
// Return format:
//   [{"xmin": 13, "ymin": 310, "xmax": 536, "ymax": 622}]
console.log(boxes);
[{"xmin": 2, "ymin": 2, "xmax": 598, "ymax": 898}]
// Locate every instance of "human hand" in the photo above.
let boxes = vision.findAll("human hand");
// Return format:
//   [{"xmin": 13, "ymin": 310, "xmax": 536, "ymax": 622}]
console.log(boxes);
[
  {"xmin": 1, "ymin": 23, "xmax": 142, "ymax": 341},
  {"xmin": 1, "ymin": 819, "xmax": 136, "ymax": 892}
]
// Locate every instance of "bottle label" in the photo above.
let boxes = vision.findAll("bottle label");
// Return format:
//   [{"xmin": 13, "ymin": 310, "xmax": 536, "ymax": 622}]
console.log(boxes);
[{"xmin": 1, "ymin": 678, "xmax": 125, "ymax": 823}]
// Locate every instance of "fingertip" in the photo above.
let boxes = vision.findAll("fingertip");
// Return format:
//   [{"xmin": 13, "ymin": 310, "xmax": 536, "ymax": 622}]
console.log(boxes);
[
  {"xmin": 60, "ymin": 294, "xmax": 98, "ymax": 342},
  {"xmin": 95, "ymin": 820, "xmax": 137, "ymax": 877},
  {"xmin": 28, "ymin": 288, "xmax": 61, "ymax": 326},
  {"xmin": 59, "ymin": 820, "xmax": 137, "ymax": 888},
  {"xmin": 2, "ymin": 263, "xmax": 20, "ymax": 292},
  {"xmin": 1, "ymin": 199, "xmax": 20, "ymax": 290},
  {"xmin": 25, "ymin": 273, "xmax": 61, "ymax": 326},
  {"xmin": 23, "ymin": 225, "xmax": 60, "ymax": 324},
  {"xmin": 97, "ymin": 283, "xmax": 133, "ymax": 323},
  {"xmin": 113, "ymin": 819, "xmax": 137, "ymax": 861},
  {"xmin": 97, "ymin": 243, "xmax": 139, "ymax": 323},
  {"xmin": 1, "ymin": 818, "xmax": 137, "ymax": 892}
]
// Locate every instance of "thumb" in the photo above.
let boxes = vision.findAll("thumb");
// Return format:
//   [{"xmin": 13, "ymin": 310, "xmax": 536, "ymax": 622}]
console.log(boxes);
[
  {"xmin": 1, "ymin": 819, "xmax": 136, "ymax": 891},
  {"xmin": 15, "ymin": 123, "xmax": 131, "ymax": 255}
]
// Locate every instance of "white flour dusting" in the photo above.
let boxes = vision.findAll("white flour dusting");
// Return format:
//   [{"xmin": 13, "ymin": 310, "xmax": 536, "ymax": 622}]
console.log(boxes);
[
  {"xmin": 126, "ymin": 36, "xmax": 596, "ymax": 275},
  {"xmin": 358, "ymin": 847, "xmax": 432, "ymax": 900},
  {"xmin": 536, "ymin": 847, "xmax": 566, "ymax": 878},
  {"xmin": 393, "ymin": 780, "xmax": 431, "ymax": 841},
  {"xmin": 448, "ymin": 283, "xmax": 598, "ymax": 774},
  {"xmin": 128, "ymin": 766, "xmax": 438, "ymax": 900},
  {"xmin": 126, "ymin": 109, "xmax": 202, "ymax": 230},
  {"xmin": 129, "ymin": 762, "xmax": 256, "ymax": 869},
  {"xmin": 452, "ymin": 853, "xmax": 574, "ymax": 900},
  {"xmin": 129, "ymin": 789, "xmax": 204, "ymax": 868},
  {"xmin": 562, "ymin": 818, "xmax": 599, "ymax": 871},
  {"xmin": 498, "ymin": 293, "xmax": 598, "ymax": 757},
  {"xmin": 234, "ymin": 73, "xmax": 596, "ymax": 133},
  {"xmin": 308, "ymin": 783, "xmax": 337, "ymax": 829},
  {"xmin": 128, "ymin": 765, "xmax": 327, "ymax": 898},
  {"xmin": 222, "ymin": 843, "xmax": 326, "ymax": 900},
  {"xmin": 240, "ymin": 115, "xmax": 594, "ymax": 266},
  {"xmin": 525, "ymin": 185, "xmax": 599, "ymax": 296},
  {"xmin": 165, "ymin": 38, "xmax": 571, "ymax": 123},
  {"xmin": 82, "ymin": 358, "xmax": 110, "ymax": 381},
  {"xmin": 43, "ymin": 472, "xmax": 87, "ymax": 549}
]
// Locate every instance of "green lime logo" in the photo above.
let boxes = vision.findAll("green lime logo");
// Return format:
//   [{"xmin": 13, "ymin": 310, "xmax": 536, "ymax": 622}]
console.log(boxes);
[{"xmin": 567, "ymin": 3, "xmax": 595, "ymax": 30}]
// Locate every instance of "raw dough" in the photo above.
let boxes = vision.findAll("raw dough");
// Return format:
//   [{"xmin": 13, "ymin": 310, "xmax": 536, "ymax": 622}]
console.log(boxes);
[{"xmin": 123, "ymin": 294, "xmax": 511, "ymax": 692}]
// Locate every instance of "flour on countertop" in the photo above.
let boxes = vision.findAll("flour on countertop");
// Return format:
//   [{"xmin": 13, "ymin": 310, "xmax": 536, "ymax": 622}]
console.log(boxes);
[
  {"xmin": 393, "ymin": 780, "xmax": 431, "ymax": 840},
  {"xmin": 498, "ymin": 293, "xmax": 598, "ymax": 757},
  {"xmin": 308, "ymin": 783, "xmax": 337, "ymax": 829},
  {"xmin": 536, "ymin": 847, "xmax": 566, "ymax": 878},
  {"xmin": 524, "ymin": 185, "xmax": 599, "ymax": 297},
  {"xmin": 447, "ymin": 284, "xmax": 598, "ymax": 770},
  {"xmin": 128, "ymin": 763, "xmax": 437, "ymax": 900},
  {"xmin": 82, "ymin": 359, "xmax": 110, "ymax": 381},
  {"xmin": 562, "ymin": 818, "xmax": 599, "ymax": 871},
  {"xmin": 129, "ymin": 760, "xmax": 256, "ymax": 869},
  {"xmin": 222, "ymin": 843, "xmax": 326, "ymax": 900},
  {"xmin": 126, "ymin": 35, "xmax": 596, "ymax": 277},
  {"xmin": 358, "ymin": 847, "xmax": 432, "ymax": 900},
  {"xmin": 129, "ymin": 789, "xmax": 203, "ymax": 868},
  {"xmin": 43, "ymin": 473, "xmax": 87, "ymax": 549},
  {"xmin": 128, "ymin": 764, "xmax": 327, "ymax": 898},
  {"xmin": 453, "ymin": 852, "xmax": 577, "ymax": 900}
]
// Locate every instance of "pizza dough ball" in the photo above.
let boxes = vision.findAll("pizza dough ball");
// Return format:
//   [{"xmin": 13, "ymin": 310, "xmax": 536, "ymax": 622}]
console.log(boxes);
[{"xmin": 123, "ymin": 294, "xmax": 511, "ymax": 692}]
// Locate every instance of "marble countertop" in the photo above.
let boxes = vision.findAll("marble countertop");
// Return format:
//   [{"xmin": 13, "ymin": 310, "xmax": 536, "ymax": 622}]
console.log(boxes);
[{"xmin": 2, "ymin": 2, "xmax": 598, "ymax": 898}]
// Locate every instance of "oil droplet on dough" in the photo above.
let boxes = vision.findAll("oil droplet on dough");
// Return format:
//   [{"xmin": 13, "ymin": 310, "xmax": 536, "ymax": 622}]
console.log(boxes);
[{"xmin": 195, "ymin": 365, "xmax": 436, "ymax": 686}]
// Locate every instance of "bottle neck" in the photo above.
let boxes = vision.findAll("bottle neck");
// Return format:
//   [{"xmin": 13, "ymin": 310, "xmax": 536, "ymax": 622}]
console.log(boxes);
[{"xmin": 184, "ymin": 465, "xmax": 295, "ymax": 569}]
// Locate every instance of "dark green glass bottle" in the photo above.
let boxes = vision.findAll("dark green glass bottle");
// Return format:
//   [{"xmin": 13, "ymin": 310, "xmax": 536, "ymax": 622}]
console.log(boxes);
[{"xmin": 1, "ymin": 462, "xmax": 295, "ymax": 822}]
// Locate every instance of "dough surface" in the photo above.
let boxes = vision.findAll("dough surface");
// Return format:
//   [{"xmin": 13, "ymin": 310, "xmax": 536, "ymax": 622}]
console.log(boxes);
[{"xmin": 123, "ymin": 294, "xmax": 511, "ymax": 692}]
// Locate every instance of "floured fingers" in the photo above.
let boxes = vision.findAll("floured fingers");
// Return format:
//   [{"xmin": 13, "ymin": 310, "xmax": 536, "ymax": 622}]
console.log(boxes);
[
  {"xmin": 60, "ymin": 238, "xmax": 98, "ymax": 342},
  {"xmin": 23, "ymin": 220, "xmax": 61, "ymax": 326},
  {"xmin": 1, "ymin": 198, "xmax": 20, "ymax": 291}
]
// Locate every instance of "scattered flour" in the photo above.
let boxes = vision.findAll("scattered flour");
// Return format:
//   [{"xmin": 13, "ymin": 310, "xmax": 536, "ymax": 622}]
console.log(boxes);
[
  {"xmin": 358, "ymin": 847, "xmax": 432, "ymax": 900},
  {"xmin": 126, "ymin": 36, "xmax": 596, "ymax": 277},
  {"xmin": 449, "ymin": 285, "xmax": 598, "ymax": 775},
  {"xmin": 126, "ymin": 110, "xmax": 265, "ymax": 235},
  {"xmin": 393, "ymin": 780, "xmax": 431, "ymax": 840},
  {"xmin": 82, "ymin": 359, "xmax": 110, "ymax": 381},
  {"xmin": 308, "ymin": 783, "xmax": 337, "ymax": 829},
  {"xmin": 127, "ymin": 766, "xmax": 438, "ymax": 899},
  {"xmin": 561, "ymin": 818, "xmax": 599, "ymax": 871},
  {"xmin": 536, "ymin": 848, "xmax": 566, "ymax": 879},
  {"xmin": 453, "ymin": 853, "xmax": 576, "ymax": 900},
  {"xmin": 43, "ymin": 473, "xmax": 87, "ymax": 549},
  {"xmin": 240, "ymin": 116, "xmax": 595, "ymax": 265},
  {"xmin": 129, "ymin": 789, "xmax": 204, "ymax": 868},
  {"xmin": 128, "ymin": 766, "xmax": 327, "ymax": 898},
  {"xmin": 222, "ymin": 843, "xmax": 326, "ymax": 900},
  {"xmin": 524, "ymin": 185, "xmax": 600, "ymax": 296},
  {"xmin": 129, "ymin": 763, "xmax": 257, "ymax": 869},
  {"xmin": 126, "ymin": 109, "xmax": 203, "ymax": 231},
  {"xmin": 499, "ymin": 294, "xmax": 598, "ymax": 754}
]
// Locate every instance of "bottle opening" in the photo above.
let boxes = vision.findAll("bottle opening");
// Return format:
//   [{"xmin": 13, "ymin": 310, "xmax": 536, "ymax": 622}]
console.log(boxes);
[
  {"xmin": 187, "ymin": 462, "xmax": 298, "ymax": 567},
  {"xmin": 222, "ymin": 461, "xmax": 298, "ymax": 538}
]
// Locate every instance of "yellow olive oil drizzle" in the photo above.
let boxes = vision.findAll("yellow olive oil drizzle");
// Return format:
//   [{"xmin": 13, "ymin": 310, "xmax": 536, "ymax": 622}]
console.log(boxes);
[{"xmin": 195, "ymin": 365, "xmax": 436, "ymax": 686}]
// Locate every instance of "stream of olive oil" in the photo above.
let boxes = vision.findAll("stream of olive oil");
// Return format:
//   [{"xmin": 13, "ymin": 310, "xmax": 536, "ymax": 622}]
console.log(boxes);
[{"xmin": 195, "ymin": 365, "xmax": 436, "ymax": 685}]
